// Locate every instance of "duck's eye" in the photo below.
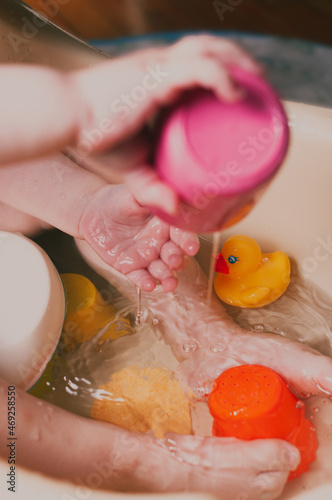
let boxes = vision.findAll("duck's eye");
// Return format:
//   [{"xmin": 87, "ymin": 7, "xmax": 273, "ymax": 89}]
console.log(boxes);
[{"xmin": 228, "ymin": 255, "xmax": 239, "ymax": 264}]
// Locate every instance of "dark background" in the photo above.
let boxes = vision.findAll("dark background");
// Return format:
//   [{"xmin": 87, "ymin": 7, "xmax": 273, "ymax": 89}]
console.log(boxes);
[{"xmin": 25, "ymin": 0, "xmax": 332, "ymax": 45}]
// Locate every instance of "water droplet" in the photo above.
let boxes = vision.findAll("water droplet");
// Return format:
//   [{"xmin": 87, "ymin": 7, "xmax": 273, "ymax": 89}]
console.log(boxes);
[
  {"xmin": 81, "ymin": 378, "xmax": 91, "ymax": 385},
  {"xmin": 210, "ymin": 342, "xmax": 224, "ymax": 353},
  {"xmin": 296, "ymin": 401, "xmax": 305, "ymax": 410},
  {"xmin": 135, "ymin": 307, "xmax": 149, "ymax": 326},
  {"xmin": 183, "ymin": 341, "xmax": 197, "ymax": 353},
  {"xmin": 252, "ymin": 324, "xmax": 264, "ymax": 332},
  {"xmin": 44, "ymin": 412, "xmax": 51, "ymax": 423},
  {"xmin": 135, "ymin": 287, "xmax": 142, "ymax": 326},
  {"xmin": 195, "ymin": 386, "xmax": 206, "ymax": 398},
  {"xmin": 301, "ymin": 392, "xmax": 310, "ymax": 398}
]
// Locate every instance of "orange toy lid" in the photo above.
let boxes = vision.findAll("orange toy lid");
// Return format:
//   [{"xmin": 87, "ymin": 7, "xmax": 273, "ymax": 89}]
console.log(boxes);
[{"xmin": 209, "ymin": 364, "xmax": 286, "ymax": 422}]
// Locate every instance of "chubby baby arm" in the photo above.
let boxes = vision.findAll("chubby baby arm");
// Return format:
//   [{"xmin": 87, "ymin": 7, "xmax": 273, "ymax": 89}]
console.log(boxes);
[
  {"xmin": 1, "ymin": 35, "xmax": 261, "ymax": 213},
  {"xmin": 0, "ymin": 154, "xmax": 198, "ymax": 292},
  {"xmin": 0, "ymin": 65, "xmax": 82, "ymax": 166},
  {"xmin": 0, "ymin": 376, "xmax": 137, "ymax": 489},
  {"xmin": 1, "ymin": 36, "xmax": 257, "ymax": 163}
]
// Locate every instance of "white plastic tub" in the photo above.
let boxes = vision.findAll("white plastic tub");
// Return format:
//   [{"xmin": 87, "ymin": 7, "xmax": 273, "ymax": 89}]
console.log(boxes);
[{"xmin": 2, "ymin": 99, "xmax": 332, "ymax": 499}]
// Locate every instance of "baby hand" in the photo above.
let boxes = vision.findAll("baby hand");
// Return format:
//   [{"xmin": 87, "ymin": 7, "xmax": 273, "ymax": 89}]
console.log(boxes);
[
  {"xmin": 71, "ymin": 35, "xmax": 262, "ymax": 214},
  {"xmin": 0, "ymin": 153, "xmax": 198, "ymax": 292},
  {"xmin": 144, "ymin": 433, "xmax": 300, "ymax": 500},
  {"xmin": 79, "ymin": 183, "xmax": 199, "ymax": 292}
]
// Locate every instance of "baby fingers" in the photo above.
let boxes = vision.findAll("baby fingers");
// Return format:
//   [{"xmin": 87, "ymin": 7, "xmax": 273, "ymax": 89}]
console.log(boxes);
[
  {"xmin": 162, "ymin": 434, "xmax": 299, "ymax": 500},
  {"xmin": 160, "ymin": 241, "xmax": 188, "ymax": 271},
  {"xmin": 170, "ymin": 226, "xmax": 200, "ymax": 256},
  {"xmin": 125, "ymin": 165, "xmax": 179, "ymax": 216},
  {"xmin": 154, "ymin": 55, "xmax": 243, "ymax": 104},
  {"xmin": 148, "ymin": 259, "xmax": 178, "ymax": 292},
  {"xmin": 241, "ymin": 439, "xmax": 299, "ymax": 500},
  {"xmin": 125, "ymin": 260, "xmax": 178, "ymax": 292},
  {"xmin": 125, "ymin": 268, "xmax": 157, "ymax": 292},
  {"xmin": 154, "ymin": 35, "xmax": 263, "ymax": 104},
  {"xmin": 168, "ymin": 35, "xmax": 263, "ymax": 76}
]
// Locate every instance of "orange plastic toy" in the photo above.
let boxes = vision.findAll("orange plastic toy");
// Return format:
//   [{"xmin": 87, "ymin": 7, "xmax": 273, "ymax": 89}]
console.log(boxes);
[
  {"xmin": 208, "ymin": 365, "xmax": 317, "ymax": 481},
  {"xmin": 214, "ymin": 235, "xmax": 291, "ymax": 308}
]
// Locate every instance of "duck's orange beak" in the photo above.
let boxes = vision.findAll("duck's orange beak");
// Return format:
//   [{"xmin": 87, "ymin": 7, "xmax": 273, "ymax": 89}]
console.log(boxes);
[{"xmin": 215, "ymin": 253, "xmax": 229, "ymax": 274}]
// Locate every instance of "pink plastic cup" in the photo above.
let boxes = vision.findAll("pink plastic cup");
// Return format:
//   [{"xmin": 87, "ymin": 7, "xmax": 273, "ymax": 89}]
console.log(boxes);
[{"xmin": 152, "ymin": 66, "xmax": 289, "ymax": 233}]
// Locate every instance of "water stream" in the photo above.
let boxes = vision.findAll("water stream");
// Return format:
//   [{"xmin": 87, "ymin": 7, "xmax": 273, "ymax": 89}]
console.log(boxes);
[{"xmin": 32, "ymin": 238, "xmax": 332, "ymax": 498}]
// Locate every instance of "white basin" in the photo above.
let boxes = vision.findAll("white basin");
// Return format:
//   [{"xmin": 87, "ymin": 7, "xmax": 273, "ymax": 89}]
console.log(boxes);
[
  {"xmin": 2, "ymin": 2, "xmax": 331, "ymax": 497},
  {"xmin": 2, "ymin": 99, "xmax": 331, "ymax": 499}
]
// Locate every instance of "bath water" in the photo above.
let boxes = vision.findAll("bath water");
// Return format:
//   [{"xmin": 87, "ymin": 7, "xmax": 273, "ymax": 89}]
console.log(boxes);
[
  {"xmin": 34, "ymin": 253, "xmax": 332, "ymax": 499},
  {"xmin": 37, "ymin": 290, "xmax": 180, "ymax": 419},
  {"xmin": 226, "ymin": 264, "xmax": 332, "ymax": 358},
  {"xmin": 206, "ymin": 231, "xmax": 222, "ymax": 307},
  {"xmin": 135, "ymin": 286, "xmax": 142, "ymax": 326}
]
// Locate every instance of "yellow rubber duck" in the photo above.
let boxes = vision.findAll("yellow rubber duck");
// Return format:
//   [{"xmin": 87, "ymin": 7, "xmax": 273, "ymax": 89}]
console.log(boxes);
[
  {"xmin": 214, "ymin": 235, "xmax": 290, "ymax": 308},
  {"xmin": 60, "ymin": 274, "xmax": 134, "ymax": 350}
]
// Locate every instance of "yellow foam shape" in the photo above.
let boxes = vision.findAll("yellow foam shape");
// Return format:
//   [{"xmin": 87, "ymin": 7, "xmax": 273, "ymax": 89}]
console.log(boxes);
[
  {"xmin": 60, "ymin": 273, "xmax": 133, "ymax": 350},
  {"xmin": 91, "ymin": 365, "xmax": 192, "ymax": 439}
]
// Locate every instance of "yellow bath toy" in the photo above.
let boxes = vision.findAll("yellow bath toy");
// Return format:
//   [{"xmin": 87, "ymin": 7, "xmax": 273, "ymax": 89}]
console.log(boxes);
[
  {"xmin": 60, "ymin": 274, "xmax": 134, "ymax": 350},
  {"xmin": 29, "ymin": 275, "xmax": 134, "ymax": 398},
  {"xmin": 214, "ymin": 235, "xmax": 290, "ymax": 308}
]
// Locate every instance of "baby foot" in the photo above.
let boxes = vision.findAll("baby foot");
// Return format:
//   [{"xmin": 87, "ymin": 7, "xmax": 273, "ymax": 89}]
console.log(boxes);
[{"xmin": 79, "ymin": 183, "xmax": 199, "ymax": 292}]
